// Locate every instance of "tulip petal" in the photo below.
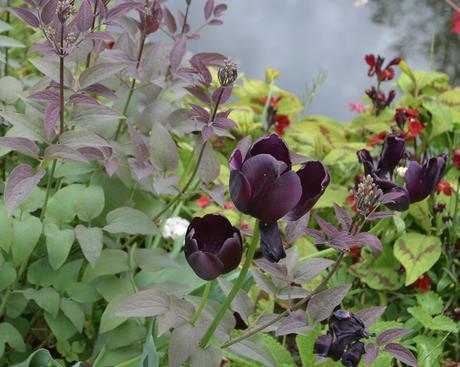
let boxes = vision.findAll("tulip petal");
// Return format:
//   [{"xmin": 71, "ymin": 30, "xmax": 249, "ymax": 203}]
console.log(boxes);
[
  {"xmin": 241, "ymin": 154, "xmax": 286, "ymax": 197},
  {"xmin": 187, "ymin": 251, "xmax": 224, "ymax": 280},
  {"xmin": 249, "ymin": 134, "xmax": 291, "ymax": 169},
  {"xmin": 184, "ymin": 237, "xmax": 199, "ymax": 259},
  {"xmin": 229, "ymin": 170, "xmax": 252, "ymax": 214},
  {"xmin": 377, "ymin": 134, "xmax": 405, "ymax": 177},
  {"xmin": 286, "ymin": 161, "xmax": 330, "ymax": 221},
  {"xmin": 251, "ymin": 170, "xmax": 302, "ymax": 222},
  {"xmin": 357, "ymin": 149, "xmax": 374, "ymax": 176},
  {"xmin": 259, "ymin": 221, "xmax": 286, "ymax": 262},
  {"xmin": 189, "ymin": 214, "xmax": 235, "ymax": 253},
  {"xmin": 217, "ymin": 234, "xmax": 243, "ymax": 273},
  {"xmin": 404, "ymin": 160, "xmax": 425, "ymax": 202}
]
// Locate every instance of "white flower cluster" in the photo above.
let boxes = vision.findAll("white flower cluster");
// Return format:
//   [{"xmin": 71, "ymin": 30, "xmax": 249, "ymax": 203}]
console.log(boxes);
[
  {"xmin": 396, "ymin": 166, "xmax": 408, "ymax": 178},
  {"xmin": 162, "ymin": 217, "xmax": 190, "ymax": 240}
]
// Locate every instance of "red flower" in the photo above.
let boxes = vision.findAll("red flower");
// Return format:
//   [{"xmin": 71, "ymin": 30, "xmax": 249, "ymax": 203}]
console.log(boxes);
[
  {"xmin": 407, "ymin": 119, "xmax": 426, "ymax": 138},
  {"xmin": 413, "ymin": 274, "xmax": 431, "ymax": 293},
  {"xmin": 258, "ymin": 95, "xmax": 283, "ymax": 107},
  {"xmin": 367, "ymin": 131, "xmax": 388, "ymax": 147},
  {"xmin": 346, "ymin": 193, "xmax": 357, "ymax": 213},
  {"xmin": 274, "ymin": 114, "xmax": 290, "ymax": 135},
  {"xmin": 224, "ymin": 201, "xmax": 235, "ymax": 209},
  {"xmin": 240, "ymin": 220, "xmax": 250, "ymax": 230},
  {"xmin": 349, "ymin": 245, "xmax": 360, "ymax": 257},
  {"xmin": 196, "ymin": 195, "xmax": 210, "ymax": 208},
  {"xmin": 436, "ymin": 179, "xmax": 453, "ymax": 196},
  {"xmin": 451, "ymin": 10, "xmax": 460, "ymax": 34},
  {"xmin": 453, "ymin": 148, "xmax": 460, "ymax": 169},
  {"xmin": 106, "ymin": 41, "xmax": 115, "ymax": 49}
]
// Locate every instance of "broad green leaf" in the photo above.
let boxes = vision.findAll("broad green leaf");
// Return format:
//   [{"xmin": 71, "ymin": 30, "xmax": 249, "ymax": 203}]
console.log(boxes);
[
  {"xmin": 394, "ymin": 233, "xmax": 441, "ymax": 285},
  {"xmin": 0, "ymin": 111, "xmax": 46, "ymax": 142},
  {"xmin": 315, "ymin": 185, "xmax": 349, "ymax": 208},
  {"xmin": 425, "ymin": 101, "xmax": 453, "ymax": 139},
  {"xmin": 60, "ymin": 298, "xmax": 85, "ymax": 333},
  {"xmin": 414, "ymin": 335, "xmax": 442, "ymax": 367},
  {"xmin": 93, "ymin": 249, "xmax": 129, "ymax": 276},
  {"xmin": 104, "ymin": 207, "xmax": 156, "ymax": 235},
  {"xmin": 416, "ymin": 292, "xmax": 443, "ymax": 316},
  {"xmin": 408, "ymin": 200, "xmax": 431, "ymax": 233},
  {"xmin": 0, "ymin": 35, "xmax": 24, "ymax": 48},
  {"xmin": 99, "ymin": 296, "xmax": 130, "ymax": 333},
  {"xmin": 0, "ymin": 322, "xmax": 26, "ymax": 352},
  {"xmin": 261, "ymin": 334, "xmax": 296, "ymax": 367},
  {"xmin": 0, "ymin": 202, "xmax": 13, "ymax": 252},
  {"xmin": 11, "ymin": 349, "xmax": 63, "ymax": 367},
  {"xmin": 296, "ymin": 332, "xmax": 316, "ymax": 367},
  {"xmin": 133, "ymin": 248, "xmax": 179, "ymax": 272},
  {"xmin": 75, "ymin": 225, "xmax": 103, "ymax": 265},
  {"xmin": 0, "ymin": 262, "xmax": 16, "ymax": 291},
  {"xmin": 44, "ymin": 311, "xmax": 78, "ymax": 341},
  {"xmin": 46, "ymin": 184, "xmax": 85, "ymax": 223},
  {"xmin": 44, "ymin": 223, "xmax": 75, "ymax": 270},
  {"xmin": 76, "ymin": 185, "xmax": 105, "ymax": 221},
  {"xmin": 24, "ymin": 287, "xmax": 60, "ymax": 317},
  {"xmin": 12, "ymin": 215, "xmax": 42, "ymax": 266},
  {"xmin": 408, "ymin": 306, "xmax": 459, "ymax": 332},
  {"xmin": 0, "ymin": 76, "xmax": 22, "ymax": 103},
  {"xmin": 105, "ymin": 320, "xmax": 146, "ymax": 349}
]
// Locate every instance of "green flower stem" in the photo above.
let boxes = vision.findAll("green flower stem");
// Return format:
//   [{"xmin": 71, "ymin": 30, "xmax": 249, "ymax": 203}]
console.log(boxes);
[
  {"xmin": 199, "ymin": 221, "xmax": 260, "ymax": 348},
  {"xmin": 299, "ymin": 248, "xmax": 337, "ymax": 261},
  {"xmin": 191, "ymin": 281, "xmax": 212, "ymax": 325}
]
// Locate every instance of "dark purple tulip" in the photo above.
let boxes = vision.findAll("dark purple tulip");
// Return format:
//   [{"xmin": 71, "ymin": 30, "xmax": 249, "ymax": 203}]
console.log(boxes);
[
  {"xmin": 313, "ymin": 334, "xmax": 333, "ymax": 357},
  {"xmin": 377, "ymin": 134, "xmax": 405, "ymax": 176},
  {"xmin": 229, "ymin": 134, "xmax": 329, "ymax": 262},
  {"xmin": 405, "ymin": 153, "xmax": 447, "ymax": 203},
  {"xmin": 184, "ymin": 214, "xmax": 243, "ymax": 280},
  {"xmin": 341, "ymin": 342, "xmax": 365, "ymax": 367}
]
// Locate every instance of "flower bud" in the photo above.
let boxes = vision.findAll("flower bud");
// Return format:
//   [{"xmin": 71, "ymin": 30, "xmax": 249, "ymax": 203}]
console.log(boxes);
[{"xmin": 218, "ymin": 60, "xmax": 238, "ymax": 86}]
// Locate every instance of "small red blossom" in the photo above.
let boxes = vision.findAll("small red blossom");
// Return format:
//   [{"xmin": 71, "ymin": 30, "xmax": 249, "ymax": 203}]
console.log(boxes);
[
  {"xmin": 196, "ymin": 195, "xmax": 210, "ymax": 208},
  {"xmin": 367, "ymin": 131, "xmax": 388, "ymax": 147},
  {"xmin": 240, "ymin": 220, "xmax": 250, "ymax": 230},
  {"xmin": 451, "ymin": 10, "xmax": 460, "ymax": 34},
  {"xmin": 349, "ymin": 101, "xmax": 364, "ymax": 113},
  {"xmin": 349, "ymin": 245, "xmax": 360, "ymax": 257},
  {"xmin": 274, "ymin": 114, "xmax": 290, "ymax": 135},
  {"xmin": 407, "ymin": 119, "xmax": 426, "ymax": 138},
  {"xmin": 413, "ymin": 274, "xmax": 431, "ymax": 293},
  {"xmin": 346, "ymin": 193, "xmax": 357, "ymax": 213},
  {"xmin": 106, "ymin": 41, "xmax": 115, "ymax": 49},
  {"xmin": 453, "ymin": 148, "xmax": 460, "ymax": 169},
  {"xmin": 436, "ymin": 179, "xmax": 453, "ymax": 196},
  {"xmin": 224, "ymin": 201, "xmax": 235, "ymax": 209},
  {"xmin": 394, "ymin": 107, "xmax": 419, "ymax": 129},
  {"xmin": 258, "ymin": 95, "xmax": 283, "ymax": 107}
]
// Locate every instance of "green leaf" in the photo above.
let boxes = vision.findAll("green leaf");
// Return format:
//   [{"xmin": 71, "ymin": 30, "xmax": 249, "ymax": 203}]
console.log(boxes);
[
  {"xmin": 44, "ymin": 311, "xmax": 78, "ymax": 341},
  {"xmin": 11, "ymin": 349, "xmax": 63, "ymax": 367},
  {"xmin": 104, "ymin": 207, "xmax": 156, "ymax": 235},
  {"xmin": 99, "ymin": 296, "xmax": 130, "ymax": 333},
  {"xmin": 75, "ymin": 225, "xmax": 103, "ymax": 265},
  {"xmin": 149, "ymin": 122, "xmax": 179, "ymax": 172},
  {"xmin": 44, "ymin": 223, "xmax": 75, "ymax": 270},
  {"xmin": 394, "ymin": 233, "xmax": 441, "ymax": 285},
  {"xmin": 315, "ymin": 185, "xmax": 350, "ymax": 208},
  {"xmin": 76, "ymin": 185, "xmax": 105, "ymax": 222},
  {"xmin": 24, "ymin": 287, "xmax": 60, "ymax": 317},
  {"xmin": 106, "ymin": 320, "xmax": 146, "ymax": 349},
  {"xmin": 46, "ymin": 184, "xmax": 85, "ymax": 223},
  {"xmin": 0, "ymin": 76, "xmax": 22, "ymax": 104},
  {"xmin": 425, "ymin": 101, "xmax": 453, "ymax": 138},
  {"xmin": 261, "ymin": 334, "xmax": 296, "ymax": 367},
  {"xmin": 93, "ymin": 249, "xmax": 129, "ymax": 276},
  {"xmin": 408, "ymin": 306, "xmax": 459, "ymax": 332},
  {"xmin": 0, "ymin": 202, "xmax": 13, "ymax": 252},
  {"xmin": 0, "ymin": 35, "xmax": 25, "ymax": 48},
  {"xmin": 0, "ymin": 322, "xmax": 26, "ymax": 352},
  {"xmin": 29, "ymin": 58, "xmax": 74, "ymax": 86},
  {"xmin": 12, "ymin": 215, "xmax": 42, "ymax": 266},
  {"xmin": 60, "ymin": 298, "xmax": 85, "ymax": 333},
  {"xmin": 133, "ymin": 248, "xmax": 179, "ymax": 272},
  {"xmin": 296, "ymin": 332, "xmax": 316, "ymax": 367},
  {"xmin": 408, "ymin": 200, "xmax": 431, "ymax": 234},
  {"xmin": 0, "ymin": 262, "xmax": 16, "ymax": 291},
  {"xmin": 414, "ymin": 335, "xmax": 442, "ymax": 367},
  {"xmin": 416, "ymin": 292, "xmax": 443, "ymax": 316}
]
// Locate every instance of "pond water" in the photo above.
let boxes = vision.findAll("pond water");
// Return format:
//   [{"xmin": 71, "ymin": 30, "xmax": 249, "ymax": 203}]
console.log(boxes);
[{"xmin": 180, "ymin": 0, "xmax": 459, "ymax": 121}]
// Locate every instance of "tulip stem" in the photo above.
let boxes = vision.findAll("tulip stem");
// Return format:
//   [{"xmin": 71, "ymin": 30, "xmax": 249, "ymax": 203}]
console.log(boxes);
[
  {"xmin": 199, "ymin": 221, "xmax": 260, "ymax": 348},
  {"xmin": 191, "ymin": 281, "xmax": 212, "ymax": 325}
]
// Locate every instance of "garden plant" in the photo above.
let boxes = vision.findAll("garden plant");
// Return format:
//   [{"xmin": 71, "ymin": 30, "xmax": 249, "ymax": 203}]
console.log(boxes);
[{"xmin": 0, "ymin": 0, "xmax": 458, "ymax": 366}]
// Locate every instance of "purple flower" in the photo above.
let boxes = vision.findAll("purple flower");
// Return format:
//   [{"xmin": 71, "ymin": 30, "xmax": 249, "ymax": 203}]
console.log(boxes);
[
  {"xmin": 405, "ymin": 153, "xmax": 447, "ymax": 203},
  {"xmin": 229, "ymin": 134, "xmax": 329, "ymax": 262},
  {"xmin": 184, "ymin": 214, "xmax": 243, "ymax": 280},
  {"xmin": 313, "ymin": 309, "xmax": 373, "ymax": 366}
]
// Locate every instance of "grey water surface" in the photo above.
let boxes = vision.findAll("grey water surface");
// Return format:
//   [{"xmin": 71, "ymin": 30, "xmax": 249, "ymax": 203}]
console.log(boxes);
[{"xmin": 179, "ymin": 0, "xmax": 459, "ymax": 121}]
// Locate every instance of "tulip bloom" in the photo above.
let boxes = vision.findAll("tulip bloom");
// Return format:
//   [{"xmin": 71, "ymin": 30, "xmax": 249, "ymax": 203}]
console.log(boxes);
[
  {"xmin": 229, "ymin": 134, "xmax": 329, "ymax": 262},
  {"xmin": 313, "ymin": 309, "xmax": 373, "ymax": 367},
  {"xmin": 184, "ymin": 214, "xmax": 243, "ymax": 280}
]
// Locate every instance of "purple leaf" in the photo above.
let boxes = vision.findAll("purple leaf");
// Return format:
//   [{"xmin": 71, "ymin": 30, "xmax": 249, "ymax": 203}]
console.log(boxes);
[
  {"xmin": 82, "ymin": 83, "xmax": 118, "ymax": 99},
  {"xmin": 307, "ymin": 284, "xmax": 351, "ymax": 321},
  {"xmin": 305, "ymin": 228, "xmax": 326, "ymax": 245},
  {"xmin": 377, "ymin": 328, "xmax": 412, "ymax": 346},
  {"xmin": 163, "ymin": 6, "xmax": 176, "ymax": 33},
  {"xmin": 367, "ymin": 211, "xmax": 393, "ymax": 221},
  {"xmin": 44, "ymin": 144, "xmax": 89, "ymax": 163},
  {"xmin": 254, "ymin": 258, "xmax": 287, "ymax": 278},
  {"xmin": 69, "ymin": 93, "xmax": 99, "ymax": 105},
  {"xmin": 355, "ymin": 306, "xmax": 386, "ymax": 328},
  {"xmin": 29, "ymin": 90, "xmax": 59, "ymax": 102},
  {"xmin": 76, "ymin": 0, "xmax": 94, "ymax": 32},
  {"xmin": 191, "ymin": 104, "xmax": 210, "ymax": 121},
  {"xmin": 44, "ymin": 103, "xmax": 60, "ymax": 141},
  {"xmin": 354, "ymin": 232, "xmax": 383, "ymax": 252},
  {"xmin": 314, "ymin": 214, "xmax": 338, "ymax": 237},
  {"xmin": 201, "ymin": 184, "xmax": 225, "ymax": 207},
  {"xmin": 0, "ymin": 137, "xmax": 40, "ymax": 158},
  {"xmin": 213, "ymin": 117, "xmax": 236, "ymax": 129},
  {"xmin": 201, "ymin": 125, "xmax": 213, "ymax": 142},
  {"xmin": 127, "ymin": 122, "xmax": 153, "ymax": 180},
  {"xmin": 10, "ymin": 7, "xmax": 40, "ymax": 27},
  {"xmin": 208, "ymin": 19, "xmax": 223, "ymax": 26},
  {"xmin": 364, "ymin": 344, "xmax": 379, "ymax": 366},
  {"xmin": 285, "ymin": 213, "xmax": 310, "ymax": 244},
  {"xmin": 384, "ymin": 343, "xmax": 418, "ymax": 367},
  {"xmin": 333, "ymin": 203, "xmax": 352, "ymax": 231},
  {"xmin": 204, "ymin": 0, "xmax": 214, "ymax": 20},
  {"xmin": 212, "ymin": 85, "xmax": 233, "ymax": 105},
  {"xmin": 106, "ymin": 2, "xmax": 141, "ymax": 20},
  {"xmin": 382, "ymin": 190, "xmax": 406, "ymax": 204},
  {"xmin": 329, "ymin": 231, "xmax": 355, "ymax": 250},
  {"xmin": 4, "ymin": 164, "xmax": 45, "ymax": 216},
  {"xmin": 276, "ymin": 310, "xmax": 312, "ymax": 336},
  {"xmin": 184, "ymin": 86, "xmax": 210, "ymax": 104},
  {"xmin": 104, "ymin": 156, "xmax": 119, "ymax": 177},
  {"xmin": 86, "ymin": 31, "xmax": 115, "ymax": 41},
  {"xmin": 170, "ymin": 35, "xmax": 187, "ymax": 71},
  {"xmin": 293, "ymin": 258, "xmax": 334, "ymax": 284},
  {"xmin": 213, "ymin": 3, "xmax": 228, "ymax": 17},
  {"xmin": 41, "ymin": 0, "xmax": 57, "ymax": 24}
]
